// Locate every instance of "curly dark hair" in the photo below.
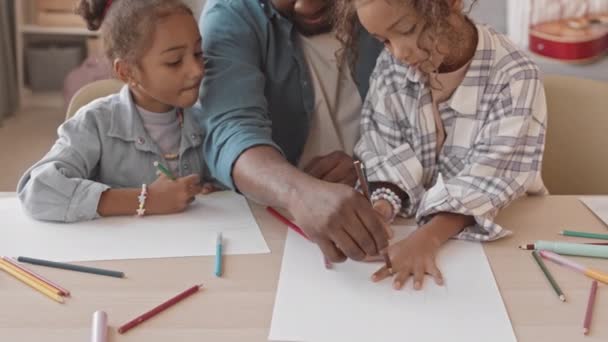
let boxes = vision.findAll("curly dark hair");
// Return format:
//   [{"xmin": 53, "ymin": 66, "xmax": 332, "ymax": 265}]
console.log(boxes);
[
  {"xmin": 334, "ymin": 0, "xmax": 477, "ymax": 76},
  {"xmin": 75, "ymin": 0, "xmax": 193, "ymax": 65}
]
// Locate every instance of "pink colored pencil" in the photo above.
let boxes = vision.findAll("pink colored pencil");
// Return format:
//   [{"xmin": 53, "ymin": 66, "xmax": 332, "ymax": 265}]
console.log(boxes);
[
  {"xmin": 1, "ymin": 256, "xmax": 70, "ymax": 296},
  {"xmin": 583, "ymin": 280, "xmax": 598, "ymax": 335}
]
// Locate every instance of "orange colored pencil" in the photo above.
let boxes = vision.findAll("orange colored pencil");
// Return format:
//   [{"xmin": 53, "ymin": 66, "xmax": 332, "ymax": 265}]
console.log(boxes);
[{"xmin": 1, "ymin": 257, "xmax": 70, "ymax": 296}]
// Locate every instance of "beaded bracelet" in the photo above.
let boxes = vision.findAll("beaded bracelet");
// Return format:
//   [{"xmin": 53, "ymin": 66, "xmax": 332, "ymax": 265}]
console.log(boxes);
[
  {"xmin": 371, "ymin": 187, "xmax": 402, "ymax": 220},
  {"xmin": 136, "ymin": 184, "xmax": 147, "ymax": 217}
]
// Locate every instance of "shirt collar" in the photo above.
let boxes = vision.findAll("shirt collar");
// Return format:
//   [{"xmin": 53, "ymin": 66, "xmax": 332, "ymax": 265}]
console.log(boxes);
[{"xmin": 107, "ymin": 85, "xmax": 203, "ymax": 152}]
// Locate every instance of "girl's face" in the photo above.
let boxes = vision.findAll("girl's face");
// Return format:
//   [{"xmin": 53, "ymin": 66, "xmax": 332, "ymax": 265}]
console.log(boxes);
[
  {"xmin": 130, "ymin": 12, "xmax": 204, "ymax": 112},
  {"xmin": 357, "ymin": 0, "xmax": 447, "ymax": 74}
]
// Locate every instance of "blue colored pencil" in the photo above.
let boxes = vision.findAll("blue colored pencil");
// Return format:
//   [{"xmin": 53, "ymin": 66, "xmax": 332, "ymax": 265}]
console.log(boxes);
[{"xmin": 215, "ymin": 233, "xmax": 223, "ymax": 277}]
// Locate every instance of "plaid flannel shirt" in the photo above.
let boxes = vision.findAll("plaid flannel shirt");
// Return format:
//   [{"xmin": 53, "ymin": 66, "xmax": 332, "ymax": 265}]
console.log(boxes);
[{"xmin": 355, "ymin": 25, "xmax": 547, "ymax": 241}]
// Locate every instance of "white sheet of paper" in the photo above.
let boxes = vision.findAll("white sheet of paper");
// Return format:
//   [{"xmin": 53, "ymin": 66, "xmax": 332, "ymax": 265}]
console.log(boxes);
[
  {"xmin": 0, "ymin": 192, "xmax": 269, "ymax": 262},
  {"xmin": 580, "ymin": 196, "xmax": 608, "ymax": 228},
  {"xmin": 269, "ymin": 227, "xmax": 515, "ymax": 342}
]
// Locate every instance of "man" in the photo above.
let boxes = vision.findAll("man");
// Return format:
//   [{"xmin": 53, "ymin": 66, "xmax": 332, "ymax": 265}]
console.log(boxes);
[{"xmin": 198, "ymin": 0, "xmax": 386, "ymax": 262}]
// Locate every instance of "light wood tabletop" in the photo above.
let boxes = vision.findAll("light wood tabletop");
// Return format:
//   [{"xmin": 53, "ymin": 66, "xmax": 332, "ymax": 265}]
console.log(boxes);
[{"xmin": 1, "ymin": 194, "xmax": 607, "ymax": 341}]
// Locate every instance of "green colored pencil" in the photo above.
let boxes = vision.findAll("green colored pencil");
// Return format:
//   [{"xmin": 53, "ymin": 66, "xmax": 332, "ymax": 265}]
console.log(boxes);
[
  {"xmin": 531, "ymin": 251, "xmax": 566, "ymax": 302},
  {"xmin": 560, "ymin": 230, "xmax": 608, "ymax": 241},
  {"xmin": 153, "ymin": 161, "xmax": 175, "ymax": 180}
]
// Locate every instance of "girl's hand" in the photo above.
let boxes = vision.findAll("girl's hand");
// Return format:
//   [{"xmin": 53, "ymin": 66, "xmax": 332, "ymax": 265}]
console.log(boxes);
[
  {"xmin": 371, "ymin": 227, "xmax": 444, "ymax": 290},
  {"xmin": 146, "ymin": 173, "xmax": 201, "ymax": 214},
  {"xmin": 372, "ymin": 199, "xmax": 394, "ymax": 223},
  {"xmin": 200, "ymin": 182, "xmax": 219, "ymax": 194}
]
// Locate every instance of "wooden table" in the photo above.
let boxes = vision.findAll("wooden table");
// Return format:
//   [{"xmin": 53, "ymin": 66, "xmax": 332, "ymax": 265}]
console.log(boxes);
[{"xmin": 1, "ymin": 194, "xmax": 607, "ymax": 341}]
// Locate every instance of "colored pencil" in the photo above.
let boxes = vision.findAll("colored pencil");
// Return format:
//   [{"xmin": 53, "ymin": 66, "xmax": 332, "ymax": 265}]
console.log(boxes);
[
  {"xmin": 215, "ymin": 232, "xmax": 223, "ymax": 277},
  {"xmin": 518, "ymin": 241, "xmax": 608, "ymax": 258},
  {"xmin": 0, "ymin": 259, "xmax": 64, "ymax": 303},
  {"xmin": 353, "ymin": 160, "xmax": 393, "ymax": 274},
  {"xmin": 17, "ymin": 256, "xmax": 125, "ymax": 278},
  {"xmin": 531, "ymin": 251, "xmax": 566, "ymax": 301},
  {"xmin": 118, "ymin": 284, "xmax": 203, "ymax": 334},
  {"xmin": 583, "ymin": 281, "xmax": 598, "ymax": 335},
  {"xmin": 153, "ymin": 160, "xmax": 175, "ymax": 180},
  {"xmin": 560, "ymin": 230, "xmax": 608, "ymax": 241},
  {"xmin": 539, "ymin": 250, "xmax": 608, "ymax": 285},
  {"xmin": 91, "ymin": 311, "xmax": 108, "ymax": 342},
  {"xmin": 1, "ymin": 256, "xmax": 70, "ymax": 296},
  {"xmin": 266, "ymin": 207, "xmax": 332, "ymax": 269}
]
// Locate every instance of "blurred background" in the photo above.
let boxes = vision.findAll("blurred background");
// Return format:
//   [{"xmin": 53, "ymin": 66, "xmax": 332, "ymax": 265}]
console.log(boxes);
[{"xmin": 0, "ymin": 0, "xmax": 606, "ymax": 192}]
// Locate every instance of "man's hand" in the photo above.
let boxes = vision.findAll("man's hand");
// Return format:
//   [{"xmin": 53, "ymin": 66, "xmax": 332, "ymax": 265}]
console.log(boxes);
[
  {"xmin": 289, "ymin": 180, "xmax": 390, "ymax": 262},
  {"xmin": 303, "ymin": 151, "xmax": 357, "ymax": 186}
]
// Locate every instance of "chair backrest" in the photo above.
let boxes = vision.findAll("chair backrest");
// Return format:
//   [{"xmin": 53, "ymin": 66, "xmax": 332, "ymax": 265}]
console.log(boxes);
[
  {"xmin": 65, "ymin": 79, "xmax": 124, "ymax": 120},
  {"xmin": 542, "ymin": 74, "xmax": 608, "ymax": 195}
]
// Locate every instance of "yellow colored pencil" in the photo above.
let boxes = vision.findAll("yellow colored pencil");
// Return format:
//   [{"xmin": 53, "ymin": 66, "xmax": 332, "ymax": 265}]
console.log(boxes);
[
  {"xmin": 0, "ymin": 260, "xmax": 64, "ymax": 303},
  {"xmin": 0, "ymin": 258, "xmax": 63, "ymax": 296}
]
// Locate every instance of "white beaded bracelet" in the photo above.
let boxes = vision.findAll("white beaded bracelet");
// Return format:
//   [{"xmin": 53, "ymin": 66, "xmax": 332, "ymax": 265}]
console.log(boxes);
[
  {"xmin": 371, "ymin": 187, "xmax": 402, "ymax": 220},
  {"xmin": 136, "ymin": 184, "xmax": 147, "ymax": 217}
]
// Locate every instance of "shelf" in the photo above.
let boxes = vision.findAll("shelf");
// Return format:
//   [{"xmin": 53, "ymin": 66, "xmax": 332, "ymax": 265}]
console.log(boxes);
[{"xmin": 21, "ymin": 25, "xmax": 99, "ymax": 37}]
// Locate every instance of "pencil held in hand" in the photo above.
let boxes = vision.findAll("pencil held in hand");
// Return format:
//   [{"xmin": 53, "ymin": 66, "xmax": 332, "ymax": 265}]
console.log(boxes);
[{"xmin": 153, "ymin": 161, "xmax": 176, "ymax": 180}]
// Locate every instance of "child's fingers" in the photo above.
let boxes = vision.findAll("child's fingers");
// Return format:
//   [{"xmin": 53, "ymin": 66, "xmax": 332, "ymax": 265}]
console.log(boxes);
[
  {"xmin": 413, "ymin": 263, "xmax": 425, "ymax": 290},
  {"xmin": 188, "ymin": 184, "xmax": 202, "ymax": 197},
  {"xmin": 384, "ymin": 222, "xmax": 394, "ymax": 240},
  {"xmin": 393, "ymin": 269, "xmax": 411, "ymax": 290},
  {"xmin": 426, "ymin": 260, "xmax": 444, "ymax": 286},
  {"xmin": 181, "ymin": 173, "xmax": 201, "ymax": 186},
  {"xmin": 200, "ymin": 183, "xmax": 217, "ymax": 194},
  {"xmin": 371, "ymin": 265, "xmax": 392, "ymax": 282},
  {"xmin": 362, "ymin": 254, "xmax": 384, "ymax": 263},
  {"xmin": 372, "ymin": 200, "xmax": 393, "ymax": 223}
]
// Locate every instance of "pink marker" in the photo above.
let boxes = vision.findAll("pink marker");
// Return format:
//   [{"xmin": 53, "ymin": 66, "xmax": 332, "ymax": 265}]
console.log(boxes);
[{"xmin": 91, "ymin": 311, "xmax": 108, "ymax": 342}]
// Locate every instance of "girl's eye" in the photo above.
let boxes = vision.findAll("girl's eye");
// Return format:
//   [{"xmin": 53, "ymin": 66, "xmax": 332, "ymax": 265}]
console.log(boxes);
[
  {"xmin": 400, "ymin": 24, "xmax": 417, "ymax": 36},
  {"xmin": 167, "ymin": 60, "xmax": 182, "ymax": 67}
]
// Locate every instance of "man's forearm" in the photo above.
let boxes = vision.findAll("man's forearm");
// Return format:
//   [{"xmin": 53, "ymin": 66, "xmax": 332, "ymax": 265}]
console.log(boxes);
[{"xmin": 232, "ymin": 146, "xmax": 314, "ymax": 210}]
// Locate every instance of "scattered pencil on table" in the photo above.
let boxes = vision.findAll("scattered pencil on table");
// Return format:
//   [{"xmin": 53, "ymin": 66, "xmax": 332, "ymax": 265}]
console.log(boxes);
[
  {"xmin": 0, "ymin": 258, "xmax": 64, "ymax": 303},
  {"xmin": 91, "ymin": 310, "xmax": 108, "ymax": 342},
  {"xmin": 518, "ymin": 240, "xmax": 608, "ymax": 259},
  {"xmin": 353, "ymin": 160, "xmax": 393, "ymax": 275},
  {"xmin": 118, "ymin": 284, "xmax": 204, "ymax": 334},
  {"xmin": 17, "ymin": 256, "xmax": 125, "ymax": 278},
  {"xmin": 583, "ymin": 281, "xmax": 598, "ymax": 336},
  {"xmin": 560, "ymin": 230, "xmax": 608, "ymax": 241},
  {"xmin": 215, "ymin": 232, "xmax": 223, "ymax": 277},
  {"xmin": 266, "ymin": 206, "xmax": 333, "ymax": 269},
  {"xmin": 153, "ymin": 160, "xmax": 175, "ymax": 180},
  {"xmin": 531, "ymin": 251, "xmax": 565, "ymax": 302},
  {"xmin": 1, "ymin": 256, "xmax": 70, "ymax": 296},
  {"xmin": 539, "ymin": 250, "xmax": 608, "ymax": 285}
]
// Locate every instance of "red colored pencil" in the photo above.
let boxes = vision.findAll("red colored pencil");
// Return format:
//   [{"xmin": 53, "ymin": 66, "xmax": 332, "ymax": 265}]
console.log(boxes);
[
  {"xmin": 266, "ymin": 207, "xmax": 308, "ymax": 239},
  {"xmin": 118, "ymin": 284, "xmax": 203, "ymax": 334},
  {"xmin": 266, "ymin": 207, "xmax": 332, "ymax": 269},
  {"xmin": 583, "ymin": 280, "xmax": 598, "ymax": 335},
  {"xmin": 1, "ymin": 256, "xmax": 70, "ymax": 297}
]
